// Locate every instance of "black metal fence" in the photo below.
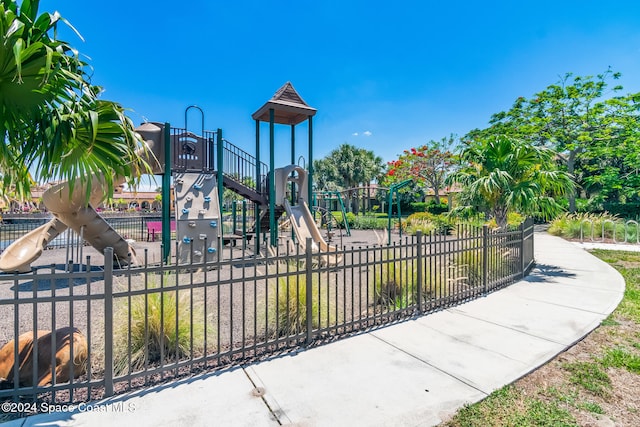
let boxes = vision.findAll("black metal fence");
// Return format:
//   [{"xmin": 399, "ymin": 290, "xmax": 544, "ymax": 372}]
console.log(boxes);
[
  {"xmin": 0, "ymin": 216, "xmax": 166, "ymax": 251},
  {"xmin": 0, "ymin": 213, "xmax": 259, "ymax": 254},
  {"xmin": 0, "ymin": 218, "xmax": 534, "ymax": 415}
]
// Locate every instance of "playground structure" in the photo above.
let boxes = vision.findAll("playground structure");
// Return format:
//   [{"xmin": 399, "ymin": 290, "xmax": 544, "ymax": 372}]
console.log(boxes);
[
  {"xmin": 0, "ymin": 82, "xmax": 336, "ymax": 272},
  {"xmin": 0, "ymin": 140, "xmax": 165, "ymax": 273},
  {"xmin": 275, "ymin": 166, "xmax": 341, "ymax": 265}
]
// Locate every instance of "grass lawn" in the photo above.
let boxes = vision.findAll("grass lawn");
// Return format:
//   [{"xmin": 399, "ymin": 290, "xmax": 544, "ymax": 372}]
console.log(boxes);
[{"xmin": 444, "ymin": 249, "xmax": 640, "ymax": 427}]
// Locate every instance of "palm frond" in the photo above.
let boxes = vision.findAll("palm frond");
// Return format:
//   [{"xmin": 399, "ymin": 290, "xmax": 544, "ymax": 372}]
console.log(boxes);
[{"xmin": 1, "ymin": 1, "xmax": 151, "ymax": 201}]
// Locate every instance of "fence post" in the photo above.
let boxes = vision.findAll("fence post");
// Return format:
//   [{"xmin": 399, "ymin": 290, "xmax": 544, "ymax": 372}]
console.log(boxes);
[
  {"xmin": 232, "ymin": 201, "xmax": 237, "ymax": 232},
  {"xmin": 520, "ymin": 221, "xmax": 525, "ymax": 278},
  {"xmin": 530, "ymin": 218, "xmax": 535, "ymax": 267},
  {"xmin": 416, "ymin": 231, "xmax": 423, "ymax": 313},
  {"xmin": 482, "ymin": 225, "xmax": 488, "ymax": 295},
  {"xmin": 242, "ymin": 200, "xmax": 247, "ymax": 251},
  {"xmin": 305, "ymin": 238, "xmax": 313, "ymax": 345},
  {"xmin": 104, "ymin": 248, "xmax": 114, "ymax": 397}
]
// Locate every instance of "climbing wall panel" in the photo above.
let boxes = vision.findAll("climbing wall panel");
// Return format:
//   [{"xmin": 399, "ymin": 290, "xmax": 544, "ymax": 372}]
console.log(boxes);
[{"xmin": 174, "ymin": 172, "xmax": 220, "ymax": 264}]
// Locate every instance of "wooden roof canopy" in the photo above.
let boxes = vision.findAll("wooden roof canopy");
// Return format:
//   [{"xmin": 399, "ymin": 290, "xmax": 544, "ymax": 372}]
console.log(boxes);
[{"xmin": 252, "ymin": 82, "xmax": 316, "ymax": 125}]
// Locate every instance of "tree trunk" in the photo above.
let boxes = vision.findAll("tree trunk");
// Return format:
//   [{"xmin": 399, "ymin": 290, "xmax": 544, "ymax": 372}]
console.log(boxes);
[
  {"xmin": 493, "ymin": 206, "xmax": 509, "ymax": 230},
  {"xmin": 352, "ymin": 193, "xmax": 359, "ymax": 215},
  {"xmin": 433, "ymin": 188, "xmax": 441, "ymax": 205},
  {"xmin": 567, "ymin": 150, "xmax": 577, "ymax": 213}
]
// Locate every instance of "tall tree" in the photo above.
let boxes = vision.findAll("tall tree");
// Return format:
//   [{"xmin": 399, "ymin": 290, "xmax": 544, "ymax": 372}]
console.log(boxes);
[
  {"xmin": 312, "ymin": 143, "xmax": 384, "ymax": 213},
  {"xmin": 0, "ymin": 0, "xmax": 149, "ymax": 200},
  {"xmin": 387, "ymin": 135, "xmax": 457, "ymax": 204},
  {"xmin": 578, "ymin": 93, "xmax": 640, "ymax": 208},
  {"xmin": 473, "ymin": 69, "xmax": 626, "ymax": 212},
  {"xmin": 312, "ymin": 158, "xmax": 341, "ymax": 192},
  {"xmin": 449, "ymin": 136, "xmax": 573, "ymax": 229}
]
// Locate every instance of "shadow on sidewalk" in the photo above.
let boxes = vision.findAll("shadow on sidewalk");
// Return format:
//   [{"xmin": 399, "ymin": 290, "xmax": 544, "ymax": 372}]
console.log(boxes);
[{"xmin": 524, "ymin": 263, "xmax": 577, "ymax": 282}]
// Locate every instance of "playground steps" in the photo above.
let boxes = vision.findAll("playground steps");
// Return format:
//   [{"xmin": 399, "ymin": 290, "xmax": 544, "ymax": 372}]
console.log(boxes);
[
  {"xmin": 222, "ymin": 175, "xmax": 268, "ymax": 206},
  {"xmin": 221, "ymin": 175, "xmax": 267, "ymax": 206},
  {"xmin": 251, "ymin": 205, "xmax": 286, "ymax": 233}
]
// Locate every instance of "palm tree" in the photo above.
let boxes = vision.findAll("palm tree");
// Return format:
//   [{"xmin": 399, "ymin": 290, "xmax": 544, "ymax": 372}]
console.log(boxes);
[
  {"xmin": 313, "ymin": 144, "xmax": 384, "ymax": 213},
  {"xmin": 448, "ymin": 136, "xmax": 573, "ymax": 229},
  {"xmin": 313, "ymin": 158, "xmax": 340, "ymax": 192},
  {"xmin": 0, "ymin": 0, "xmax": 149, "ymax": 201}
]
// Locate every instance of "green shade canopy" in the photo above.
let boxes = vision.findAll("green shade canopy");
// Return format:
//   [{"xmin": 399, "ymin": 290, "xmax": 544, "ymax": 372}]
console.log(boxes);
[{"xmin": 252, "ymin": 82, "xmax": 316, "ymax": 125}]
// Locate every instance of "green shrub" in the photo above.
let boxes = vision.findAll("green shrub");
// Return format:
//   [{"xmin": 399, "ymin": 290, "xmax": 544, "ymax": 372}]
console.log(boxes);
[
  {"xmin": 427, "ymin": 202, "xmax": 449, "ymax": 215},
  {"xmin": 602, "ymin": 202, "xmax": 640, "ymax": 219},
  {"xmin": 404, "ymin": 221, "xmax": 439, "ymax": 235},
  {"xmin": 575, "ymin": 198, "xmax": 592, "ymax": 213},
  {"xmin": 345, "ymin": 212, "xmax": 356, "ymax": 227},
  {"xmin": 330, "ymin": 211, "xmax": 348, "ymax": 229},
  {"xmin": 406, "ymin": 212, "xmax": 436, "ymax": 222},
  {"xmin": 331, "ymin": 212, "xmax": 398, "ymax": 230},
  {"xmin": 409, "ymin": 200, "xmax": 449, "ymax": 215},
  {"xmin": 409, "ymin": 202, "xmax": 428, "ymax": 212}
]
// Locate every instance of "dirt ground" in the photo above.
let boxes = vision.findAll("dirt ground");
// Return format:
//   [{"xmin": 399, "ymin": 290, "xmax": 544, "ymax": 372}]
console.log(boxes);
[{"xmin": 511, "ymin": 319, "xmax": 640, "ymax": 426}]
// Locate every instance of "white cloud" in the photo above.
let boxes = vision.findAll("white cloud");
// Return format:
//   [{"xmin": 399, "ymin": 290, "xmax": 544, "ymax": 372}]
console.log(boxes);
[{"xmin": 352, "ymin": 131, "xmax": 372, "ymax": 137}]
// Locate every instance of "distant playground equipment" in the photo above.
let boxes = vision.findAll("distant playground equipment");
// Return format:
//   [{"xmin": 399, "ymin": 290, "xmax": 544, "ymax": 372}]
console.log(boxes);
[
  {"xmin": 387, "ymin": 179, "xmax": 414, "ymax": 244},
  {"xmin": 313, "ymin": 191, "xmax": 351, "ymax": 237},
  {"xmin": 316, "ymin": 181, "xmax": 414, "ymax": 245},
  {"xmin": 0, "ymin": 82, "xmax": 331, "ymax": 272}
]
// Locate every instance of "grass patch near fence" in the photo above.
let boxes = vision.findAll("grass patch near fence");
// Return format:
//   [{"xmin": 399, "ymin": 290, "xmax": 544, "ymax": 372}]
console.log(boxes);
[
  {"xmin": 449, "ymin": 385, "xmax": 576, "ymax": 426},
  {"xmin": 444, "ymin": 249, "xmax": 640, "ymax": 427},
  {"xmin": 563, "ymin": 361, "xmax": 611, "ymax": 397}
]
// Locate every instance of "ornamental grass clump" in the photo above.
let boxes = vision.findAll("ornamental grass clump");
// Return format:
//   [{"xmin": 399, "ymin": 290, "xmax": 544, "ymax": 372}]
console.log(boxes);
[
  {"xmin": 403, "ymin": 212, "xmax": 454, "ymax": 235},
  {"xmin": 373, "ymin": 249, "xmax": 418, "ymax": 309},
  {"xmin": 269, "ymin": 261, "xmax": 328, "ymax": 338},
  {"xmin": 548, "ymin": 212, "xmax": 625, "ymax": 240},
  {"xmin": 114, "ymin": 281, "xmax": 204, "ymax": 375}
]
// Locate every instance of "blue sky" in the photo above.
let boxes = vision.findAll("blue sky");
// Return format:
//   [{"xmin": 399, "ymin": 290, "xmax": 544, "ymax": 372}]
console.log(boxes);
[{"xmin": 44, "ymin": 1, "xmax": 640, "ymax": 169}]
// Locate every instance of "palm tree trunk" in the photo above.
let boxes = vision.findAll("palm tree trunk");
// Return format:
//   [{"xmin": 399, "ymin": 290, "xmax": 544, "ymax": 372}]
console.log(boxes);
[
  {"xmin": 494, "ymin": 206, "xmax": 509, "ymax": 230},
  {"xmin": 567, "ymin": 150, "xmax": 577, "ymax": 213}
]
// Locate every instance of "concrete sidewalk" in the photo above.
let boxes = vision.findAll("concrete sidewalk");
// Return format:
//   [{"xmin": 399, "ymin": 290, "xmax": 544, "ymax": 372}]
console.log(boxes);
[{"xmin": 5, "ymin": 233, "xmax": 626, "ymax": 427}]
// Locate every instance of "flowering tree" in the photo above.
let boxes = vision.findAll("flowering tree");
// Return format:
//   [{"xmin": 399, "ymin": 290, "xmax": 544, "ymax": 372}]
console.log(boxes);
[{"xmin": 387, "ymin": 136, "xmax": 457, "ymax": 204}]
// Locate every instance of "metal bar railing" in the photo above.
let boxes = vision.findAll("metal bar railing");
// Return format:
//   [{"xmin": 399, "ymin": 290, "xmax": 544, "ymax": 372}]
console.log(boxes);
[{"xmin": 0, "ymin": 220, "xmax": 536, "ymax": 412}]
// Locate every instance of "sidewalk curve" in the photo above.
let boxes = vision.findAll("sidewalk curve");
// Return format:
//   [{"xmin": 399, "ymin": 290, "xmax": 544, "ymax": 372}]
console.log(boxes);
[{"xmin": 5, "ymin": 232, "xmax": 626, "ymax": 427}]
